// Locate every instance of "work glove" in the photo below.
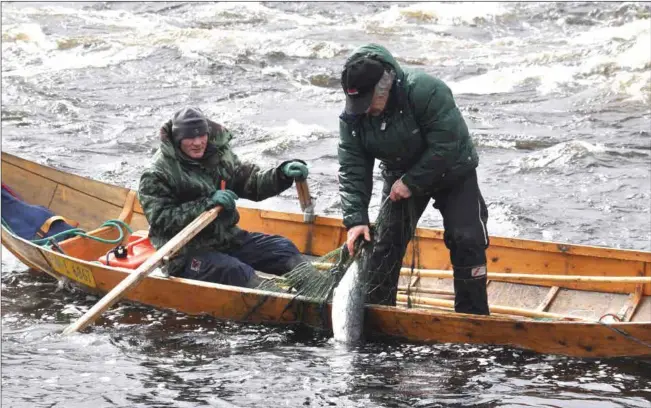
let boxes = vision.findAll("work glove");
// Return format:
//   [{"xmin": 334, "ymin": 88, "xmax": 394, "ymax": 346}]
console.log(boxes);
[
  {"xmin": 210, "ymin": 189, "xmax": 238, "ymax": 212},
  {"xmin": 281, "ymin": 161, "xmax": 309, "ymax": 181}
]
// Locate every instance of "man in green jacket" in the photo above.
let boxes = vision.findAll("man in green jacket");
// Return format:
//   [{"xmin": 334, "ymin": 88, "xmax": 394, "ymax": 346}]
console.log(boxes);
[
  {"xmin": 138, "ymin": 106, "xmax": 309, "ymax": 288},
  {"xmin": 338, "ymin": 44, "xmax": 490, "ymax": 315}
]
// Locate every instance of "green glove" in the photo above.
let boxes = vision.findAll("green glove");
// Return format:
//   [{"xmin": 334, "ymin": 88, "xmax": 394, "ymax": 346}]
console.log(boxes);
[
  {"xmin": 281, "ymin": 161, "xmax": 309, "ymax": 181},
  {"xmin": 210, "ymin": 189, "xmax": 238, "ymax": 212}
]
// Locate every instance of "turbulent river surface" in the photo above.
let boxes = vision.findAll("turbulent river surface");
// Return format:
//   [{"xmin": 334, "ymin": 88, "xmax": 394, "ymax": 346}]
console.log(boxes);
[{"xmin": 2, "ymin": 2, "xmax": 650, "ymax": 407}]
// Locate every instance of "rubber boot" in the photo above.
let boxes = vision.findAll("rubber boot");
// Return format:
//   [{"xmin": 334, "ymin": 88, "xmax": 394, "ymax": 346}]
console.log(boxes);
[
  {"xmin": 366, "ymin": 281, "xmax": 397, "ymax": 306},
  {"xmin": 453, "ymin": 265, "xmax": 490, "ymax": 315},
  {"xmin": 282, "ymin": 253, "xmax": 324, "ymax": 294},
  {"xmin": 365, "ymin": 259, "xmax": 400, "ymax": 307},
  {"xmin": 245, "ymin": 273, "xmax": 266, "ymax": 289},
  {"xmin": 284, "ymin": 253, "xmax": 312, "ymax": 273}
]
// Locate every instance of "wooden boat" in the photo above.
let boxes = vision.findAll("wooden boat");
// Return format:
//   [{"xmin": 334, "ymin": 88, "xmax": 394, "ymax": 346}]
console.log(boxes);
[{"xmin": 2, "ymin": 151, "xmax": 650, "ymax": 358}]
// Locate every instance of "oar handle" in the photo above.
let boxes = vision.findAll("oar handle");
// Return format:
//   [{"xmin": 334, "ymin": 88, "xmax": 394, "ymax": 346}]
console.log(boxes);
[
  {"xmin": 62, "ymin": 205, "xmax": 222, "ymax": 335},
  {"xmin": 312, "ymin": 262, "xmax": 651, "ymax": 284},
  {"xmin": 295, "ymin": 179, "xmax": 315, "ymax": 223},
  {"xmin": 295, "ymin": 179, "xmax": 311, "ymax": 211}
]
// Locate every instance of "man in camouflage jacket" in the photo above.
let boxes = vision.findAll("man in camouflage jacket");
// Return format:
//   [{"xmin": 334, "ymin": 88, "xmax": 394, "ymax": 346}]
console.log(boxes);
[
  {"xmin": 338, "ymin": 44, "xmax": 490, "ymax": 315},
  {"xmin": 138, "ymin": 106, "xmax": 309, "ymax": 288}
]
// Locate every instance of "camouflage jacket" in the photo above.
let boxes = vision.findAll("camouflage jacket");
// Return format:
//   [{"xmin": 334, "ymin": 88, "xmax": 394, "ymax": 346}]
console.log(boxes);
[{"xmin": 138, "ymin": 119, "xmax": 295, "ymax": 274}]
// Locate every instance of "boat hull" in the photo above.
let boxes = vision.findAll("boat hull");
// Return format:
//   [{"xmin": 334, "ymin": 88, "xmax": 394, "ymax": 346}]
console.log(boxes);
[
  {"xmin": 2, "ymin": 151, "xmax": 651, "ymax": 358},
  {"xmin": 3, "ymin": 228, "xmax": 650, "ymax": 358}
]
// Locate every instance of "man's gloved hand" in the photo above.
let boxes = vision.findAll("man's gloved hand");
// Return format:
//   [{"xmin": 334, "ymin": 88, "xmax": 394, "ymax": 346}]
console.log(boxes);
[
  {"xmin": 281, "ymin": 161, "xmax": 309, "ymax": 181},
  {"xmin": 210, "ymin": 189, "xmax": 238, "ymax": 212}
]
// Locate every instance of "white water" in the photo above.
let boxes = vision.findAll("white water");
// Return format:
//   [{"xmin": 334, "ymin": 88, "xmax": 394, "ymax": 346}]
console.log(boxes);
[{"xmin": 2, "ymin": 3, "xmax": 651, "ymax": 408}]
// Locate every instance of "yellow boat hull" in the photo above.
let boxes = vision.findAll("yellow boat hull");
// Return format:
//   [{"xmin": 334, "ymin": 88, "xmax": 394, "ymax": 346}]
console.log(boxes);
[{"xmin": 2, "ymin": 152, "xmax": 650, "ymax": 357}]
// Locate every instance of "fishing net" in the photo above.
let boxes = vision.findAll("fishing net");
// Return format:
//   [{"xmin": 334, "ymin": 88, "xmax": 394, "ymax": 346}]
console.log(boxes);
[{"xmin": 255, "ymin": 196, "xmax": 423, "ymax": 311}]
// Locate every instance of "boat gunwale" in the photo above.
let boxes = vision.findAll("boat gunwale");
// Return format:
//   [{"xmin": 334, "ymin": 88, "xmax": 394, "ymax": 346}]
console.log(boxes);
[
  {"xmin": 259, "ymin": 210, "xmax": 651, "ymax": 263},
  {"xmin": 2, "ymin": 225, "xmax": 649, "ymax": 328},
  {"xmin": 3, "ymin": 151, "xmax": 650, "ymax": 264}
]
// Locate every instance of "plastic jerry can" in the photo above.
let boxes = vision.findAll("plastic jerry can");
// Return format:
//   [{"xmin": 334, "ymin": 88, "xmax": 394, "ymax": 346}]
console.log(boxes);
[{"xmin": 98, "ymin": 230, "xmax": 156, "ymax": 269}]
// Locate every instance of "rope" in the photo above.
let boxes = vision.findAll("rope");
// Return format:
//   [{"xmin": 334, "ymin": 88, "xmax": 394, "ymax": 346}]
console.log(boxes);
[
  {"xmin": 533, "ymin": 313, "xmax": 650, "ymax": 350},
  {"xmin": 598, "ymin": 321, "xmax": 651, "ymax": 349},
  {"xmin": 1, "ymin": 217, "xmax": 133, "ymax": 248},
  {"xmin": 595, "ymin": 312, "xmax": 651, "ymax": 349},
  {"xmin": 599, "ymin": 313, "xmax": 622, "ymax": 323}
]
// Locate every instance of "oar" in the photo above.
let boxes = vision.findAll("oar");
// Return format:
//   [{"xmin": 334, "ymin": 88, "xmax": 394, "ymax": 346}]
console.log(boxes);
[
  {"xmin": 312, "ymin": 262, "xmax": 651, "ymax": 284},
  {"xmin": 395, "ymin": 294, "xmax": 585, "ymax": 321},
  {"xmin": 62, "ymin": 206, "xmax": 222, "ymax": 335},
  {"xmin": 296, "ymin": 178, "xmax": 315, "ymax": 255}
]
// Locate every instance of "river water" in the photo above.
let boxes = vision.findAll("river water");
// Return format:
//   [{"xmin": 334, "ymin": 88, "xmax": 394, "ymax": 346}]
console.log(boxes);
[{"xmin": 2, "ymin": 2, "xmax": 650, "ymax": 407}]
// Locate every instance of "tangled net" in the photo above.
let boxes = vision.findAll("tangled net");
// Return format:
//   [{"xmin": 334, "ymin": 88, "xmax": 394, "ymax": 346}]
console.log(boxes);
[{"xmin": 255, "ymin": 196, "xmax": 423, "ymax": 309}]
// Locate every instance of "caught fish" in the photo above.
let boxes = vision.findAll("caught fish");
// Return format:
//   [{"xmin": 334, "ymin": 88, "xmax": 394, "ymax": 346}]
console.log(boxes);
[{"xmin": 331, "ymin": 243, "xmax": 369, "ymax": 344}]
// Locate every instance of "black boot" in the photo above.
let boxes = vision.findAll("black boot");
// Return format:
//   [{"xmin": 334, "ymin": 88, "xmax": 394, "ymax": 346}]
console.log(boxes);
[
  {"xmin": 453, "ymin": 265, "xmax": 490, "ymax": 315},
  {"xmin": 284, "ymin": 254, "xmax": 312, "ymax": 273},
  {"xmin": 365, "ymin": 258, "xmax": 400, "ymax": 307},
  {"xmin": 245, "ymin": 273, "xmax": 265, "ymax": 289},
  {"xmin": 366, "ymin": 281, "xmax": 397, "ymax": 306},
  {"xmin": 281, "ymin": 253, "xmax": 325, "ymax": 294}
]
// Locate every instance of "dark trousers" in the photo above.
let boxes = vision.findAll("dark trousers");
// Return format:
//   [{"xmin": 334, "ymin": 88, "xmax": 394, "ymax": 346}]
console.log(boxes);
[
  {"xmin": 175, "ymin": 231, "xmax": 303, "ymax": 288},
  {"xmin": 367, "ymin": 169, "xmax": 490, "ymax": 315}
]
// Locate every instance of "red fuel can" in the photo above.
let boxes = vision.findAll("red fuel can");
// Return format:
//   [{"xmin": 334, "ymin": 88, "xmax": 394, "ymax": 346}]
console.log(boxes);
[{"xmin": 98, "ymin": 230, "xmax": 156, "ymax": 269}]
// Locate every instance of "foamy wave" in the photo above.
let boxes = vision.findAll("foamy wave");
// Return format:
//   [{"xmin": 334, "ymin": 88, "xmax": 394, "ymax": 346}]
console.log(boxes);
[
  {"xmin": 473, "ymin": 136, "xmax": 517, "ymax": 150},
  {"xmin": 617, "ymin": 30, "xmax": 651, "ymax": 70},
  {"xmin": 1, "ymin": 12, "xmax": 159, "ymax": 76},
  {"xmin": 610, "ymin": 71, "xmax": 651, "ymax": 102},
  {"xmin": 46, "ymin": 100, "xmax": 80, "ymax": 117},
  {"xmin": 486, "ymin": 203, "xmax": 521, "ymax": 238},
  {"xmin": 364, "ymin": 2, "xmax": 508, "ymax": 28},
  {"xmin": 2, "ymin": 44, "xmax": 153, "ymax": 78},
  {"xmin": 0, "ymin": 4, "xmax": 406, "ymax": 79},
  {"xmin": 190, "ymin": 1, "xmax": 274, "ymax": 22},
  {"xmin": 447, "ymin": 19, "xmax": 650, "ymax": 100},
  {"xmin": 127, "ymin": 25, "xmax": 347, "ymax": 62},
  {"xmin": 190, "ymin": 2, "xmax": 335, "ymax": 27},
  {"xmin": 512, "ymin": 141, "xmax": 606, "ymax": 171},
  {"xmin": 262, "ymin": 39, "xmax": 347, "ymax": 59},
  {"xmin": 7, "ymin": 4, "xmax": 169, "ymax": 32},
  {"xmin": 270, "ymin": 119, "xmax": 328, "ymax": 138},
  {"xmin": 570, "ymin": 18, "xmax": 651, "ymax": 47},
  {"xmin": 3, "ymin": 24, "xmax": 274, "ymax": 77},
  {"xmin": 261, "ymin": 65, "xmax": 291, "ymax": 78},
  {"xmin": 448, "ymin": 64, "xmax": 574, "ymax": 95},
  {"xmin": 214, "ymin": 117, "xmax": 332, "ymax": 159},
  {"xmin": 2, "ymin": 23, "xmax": 56, "ymax": 49},
  {"xmin": 256, "ymin": 119, "xmax": 330, "ymax": 155}
]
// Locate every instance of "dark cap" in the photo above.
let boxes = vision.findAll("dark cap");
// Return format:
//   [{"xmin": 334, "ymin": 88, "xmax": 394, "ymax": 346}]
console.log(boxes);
[
  {"xmin": 171, "ymin": 106, "xmax": 209, "ymax": 144},
  {"xmin": 341, "ymin": 58, "xmax": 385, "ymax": 115}
]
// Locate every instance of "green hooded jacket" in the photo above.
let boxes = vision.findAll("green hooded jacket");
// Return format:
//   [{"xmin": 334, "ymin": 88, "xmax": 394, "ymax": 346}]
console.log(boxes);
[
  {"xmin": 138, "ymin": 119, "xmax": 295, "ymax": 274},
  {"xmin": 338, "ymin": 44, "xmax": 479, "ymax": 229}
]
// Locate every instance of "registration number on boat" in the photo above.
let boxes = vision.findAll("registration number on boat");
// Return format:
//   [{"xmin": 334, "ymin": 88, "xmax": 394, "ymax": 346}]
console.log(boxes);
[{"xmin": 44, "ymin": 253, "xmax": 97, "ymax": 288}]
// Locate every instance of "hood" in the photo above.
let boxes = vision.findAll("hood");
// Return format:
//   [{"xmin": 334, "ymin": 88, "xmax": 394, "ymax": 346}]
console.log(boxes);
[
  {"xmin": 344, "ymin": 43, "xmax": 404, "ymax": 81},
  {"xmin": 341, "ymin": 44, "xmax": 407, "ymax": 121},
  {"xmin": 160, "ymin": 119, "xmax": 233, "ymax": 165}
]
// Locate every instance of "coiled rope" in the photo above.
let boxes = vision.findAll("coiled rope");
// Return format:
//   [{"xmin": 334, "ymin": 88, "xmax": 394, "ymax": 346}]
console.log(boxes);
[{"xmin": 1, "ymin": 217, "xmax": 133, "ymax": 249}]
